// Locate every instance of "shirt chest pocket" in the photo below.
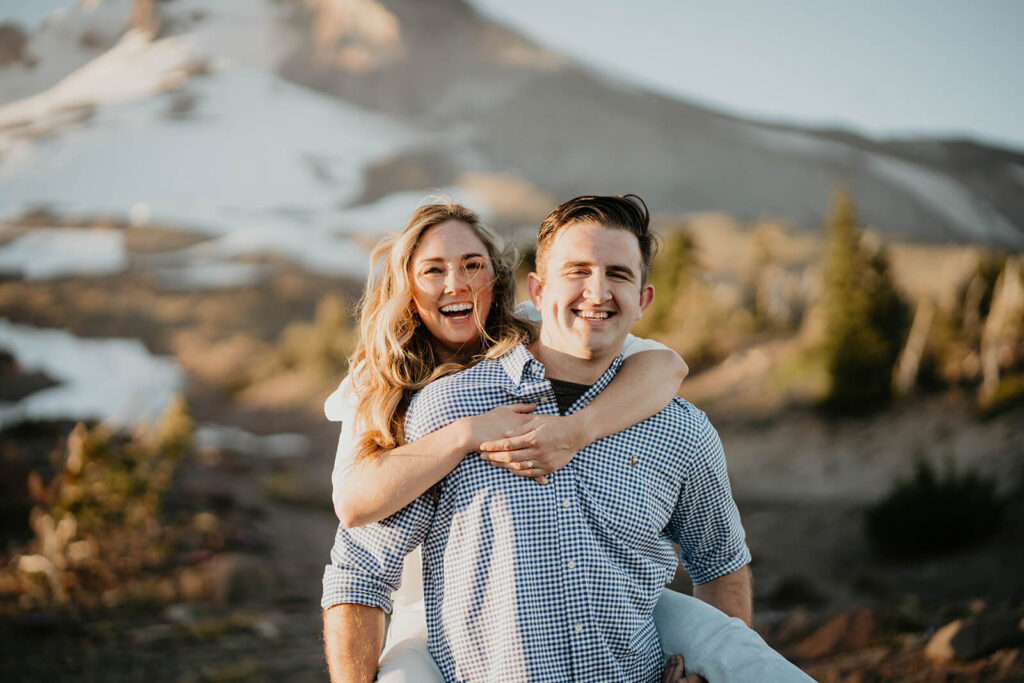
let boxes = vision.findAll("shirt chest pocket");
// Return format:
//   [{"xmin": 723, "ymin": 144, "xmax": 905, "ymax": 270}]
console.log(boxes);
[{"xmin": 573, "ymin": 447, "xmax": 680, "ymax": 547}]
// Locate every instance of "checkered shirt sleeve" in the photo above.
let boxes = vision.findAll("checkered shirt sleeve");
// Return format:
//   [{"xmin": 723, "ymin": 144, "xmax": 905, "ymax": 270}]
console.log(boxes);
[
  {"xmin": 666, "ymin": 401, "xmax": 751, "ymax": 584},
  {"xmin": 320, "ymin": 377, "xmax": 466, "ymax": 613}
]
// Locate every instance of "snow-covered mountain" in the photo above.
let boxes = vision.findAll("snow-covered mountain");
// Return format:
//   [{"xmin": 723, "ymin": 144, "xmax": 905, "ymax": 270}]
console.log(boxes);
[{"xmin": 0, "ymin": 0, "xmax": 1020, "ymax": 286}]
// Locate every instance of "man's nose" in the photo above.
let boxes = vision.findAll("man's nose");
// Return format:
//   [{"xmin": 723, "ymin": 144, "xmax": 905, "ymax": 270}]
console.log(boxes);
[{"xmin": 583, "ymin": 272, "xmax": 611, "ymax": 302}]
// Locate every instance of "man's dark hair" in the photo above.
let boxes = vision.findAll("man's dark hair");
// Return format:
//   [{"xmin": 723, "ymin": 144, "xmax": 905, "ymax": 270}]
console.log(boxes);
[{"xmin": 536, "ymin": 194, "xmax": 656, "ymax": 283}]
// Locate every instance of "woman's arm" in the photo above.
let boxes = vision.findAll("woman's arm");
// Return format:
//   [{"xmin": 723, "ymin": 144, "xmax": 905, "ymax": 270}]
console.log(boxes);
[
  {"xmin": 478, "ymin": 347, "xmax": 687, "ymax": 480},
  {"xmin": 333, "ymin": 403, "xmax": 536, "ymax": 528}
]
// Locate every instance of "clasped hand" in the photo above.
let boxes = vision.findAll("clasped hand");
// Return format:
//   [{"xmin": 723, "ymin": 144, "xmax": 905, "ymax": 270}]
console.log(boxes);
[{"xmin": 464, "ymin": 404, "xmax": 588, "ymax": 485}]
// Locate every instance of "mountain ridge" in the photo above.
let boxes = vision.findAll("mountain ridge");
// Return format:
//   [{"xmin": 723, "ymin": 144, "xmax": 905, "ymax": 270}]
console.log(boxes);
[{"xmin": 0, "ymin": 0, "xmax": 1020, "ymax": 249}]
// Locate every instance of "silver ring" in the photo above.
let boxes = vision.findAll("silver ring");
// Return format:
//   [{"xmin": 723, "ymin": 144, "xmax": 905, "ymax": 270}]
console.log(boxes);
[{"xmin": 525, "ymin": 460, "xmax": 533, "ymax": 470}]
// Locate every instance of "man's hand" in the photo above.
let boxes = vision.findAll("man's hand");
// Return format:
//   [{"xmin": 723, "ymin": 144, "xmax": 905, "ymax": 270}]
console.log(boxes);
[
  {"xmin": 323, "ymin": 603, "xmax": 385, "ymax": 683},
  {"xmin": 478, "ymin": 412, "xmax": 589, "ymax": 485},
  {"xmin": 662, "ymin": 654, "xmax": 706, "ymax": 683},
  {"xmin": 693, "ymin": 565, "xmax": 753, "ymax": 626}
]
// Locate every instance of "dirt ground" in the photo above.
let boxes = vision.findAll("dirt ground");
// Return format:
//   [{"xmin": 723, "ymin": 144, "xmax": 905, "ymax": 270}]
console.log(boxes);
[{"xmin": 4, "ymin": 386, "xmax": 1022, "ymax": 682}]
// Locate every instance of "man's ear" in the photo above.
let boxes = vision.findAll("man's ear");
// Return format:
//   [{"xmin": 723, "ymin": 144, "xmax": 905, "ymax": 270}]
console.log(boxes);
[
  {"xmin": 636, "ymin": 283, "xmax": 655, "ymax": 320},
  {"xmin": 527, "ymin": 272, "xmax": 544, "ymax": 311}
]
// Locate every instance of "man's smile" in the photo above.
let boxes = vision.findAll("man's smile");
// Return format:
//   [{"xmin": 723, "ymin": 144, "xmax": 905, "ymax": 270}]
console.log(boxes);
[{"xmin": 573, "ymin": 309, "xmax": 614, "ymax": 320}]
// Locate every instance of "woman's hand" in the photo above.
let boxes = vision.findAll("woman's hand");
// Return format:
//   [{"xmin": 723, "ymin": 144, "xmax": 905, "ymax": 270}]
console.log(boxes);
[
  {"xmin": 457, "ymin": 403, "xmax": 536, "ymax": 454},
  {"xmin": 476, "ymin": 412, "xmax": 588, "ymax": 485}
]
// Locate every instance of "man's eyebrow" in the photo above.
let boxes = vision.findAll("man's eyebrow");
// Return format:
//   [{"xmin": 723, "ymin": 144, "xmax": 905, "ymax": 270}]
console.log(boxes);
[
  {"xmin": 607, "ymin": 264, "xmax": 637, "ymax": 279},
  {"xmin": 560, "ymin": 260, "xmax": 594, "ymax": 269}
]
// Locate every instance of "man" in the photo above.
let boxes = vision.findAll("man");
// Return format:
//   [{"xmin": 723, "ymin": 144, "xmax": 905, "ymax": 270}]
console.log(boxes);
[{"xmin": 325, "ymin": 196, "xmax": 757, "ymax": 681}]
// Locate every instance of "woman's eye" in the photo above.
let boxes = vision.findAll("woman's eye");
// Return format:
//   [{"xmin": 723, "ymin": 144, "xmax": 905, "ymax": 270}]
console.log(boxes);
[{"xmin": 423, "ymin": 267, "xmax": 443, "ymax": 275}]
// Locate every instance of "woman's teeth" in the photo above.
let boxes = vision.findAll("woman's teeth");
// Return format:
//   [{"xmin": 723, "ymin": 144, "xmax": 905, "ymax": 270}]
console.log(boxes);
[{"xmin": 440, "ymin": 303, "xmax": 473, "ymax": 318}]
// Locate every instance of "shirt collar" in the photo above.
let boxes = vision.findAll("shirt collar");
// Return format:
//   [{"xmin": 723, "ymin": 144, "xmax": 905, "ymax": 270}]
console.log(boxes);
[
  {"xmin": 499, "ymin": 344, "xmax": 544, "ymax": 386},
  {"xmin": 499, "ymin": 343, "xmax": 625, "ymax": 392}
]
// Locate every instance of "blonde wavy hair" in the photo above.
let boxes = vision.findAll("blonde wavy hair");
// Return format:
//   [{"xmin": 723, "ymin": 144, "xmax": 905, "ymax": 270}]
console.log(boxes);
[{"xmin": 350, "ymin": 203, "xmax": 536, "ymax": 462}]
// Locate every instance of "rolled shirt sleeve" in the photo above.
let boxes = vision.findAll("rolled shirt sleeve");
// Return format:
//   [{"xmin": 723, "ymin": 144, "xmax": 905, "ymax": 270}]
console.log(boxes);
[
  {"xmin": 320, "ymin": 375, "xmax": 451, "ymax": 612},
  {"xmin": 666, "ymin": 405, "xmax": 751, "ymax": 585},
  {"xmin": 321, "ymin": 495, "xmax": 435, "ymax": 613}
]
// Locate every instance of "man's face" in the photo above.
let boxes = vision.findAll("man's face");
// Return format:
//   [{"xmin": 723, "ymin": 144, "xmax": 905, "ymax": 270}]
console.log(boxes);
[{"xmin": 528, "ymin": 221, "xmax": 654, "ymax": 362}]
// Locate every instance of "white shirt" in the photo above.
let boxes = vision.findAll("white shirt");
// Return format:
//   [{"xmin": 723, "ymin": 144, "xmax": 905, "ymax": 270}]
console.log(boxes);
[{"xmin": 322, "ymin": 303, "xmax": 672, "ymax": 608}]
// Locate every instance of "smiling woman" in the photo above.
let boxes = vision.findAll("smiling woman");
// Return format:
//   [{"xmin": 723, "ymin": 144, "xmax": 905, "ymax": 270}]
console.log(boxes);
[{"xmin": 409, "ymin": 219, "xmax": 495, "ymax": 361}]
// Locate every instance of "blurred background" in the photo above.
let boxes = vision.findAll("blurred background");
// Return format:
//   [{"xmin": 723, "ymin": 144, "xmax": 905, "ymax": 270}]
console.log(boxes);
[{"xmin": 1, "ymin": 1, "xmax": 1022, "ymax": 680}]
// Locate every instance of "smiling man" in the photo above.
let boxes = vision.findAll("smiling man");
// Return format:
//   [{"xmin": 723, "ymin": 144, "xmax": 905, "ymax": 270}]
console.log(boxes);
[{"xmin": 323, "ymin": 195, "xmax": 758, "ymax": 681}]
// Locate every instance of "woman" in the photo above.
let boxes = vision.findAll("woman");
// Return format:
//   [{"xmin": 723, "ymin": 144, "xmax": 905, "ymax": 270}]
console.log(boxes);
[{"xmin": 325, "ymin": 203, "xmax": 811, "ymax": 682}]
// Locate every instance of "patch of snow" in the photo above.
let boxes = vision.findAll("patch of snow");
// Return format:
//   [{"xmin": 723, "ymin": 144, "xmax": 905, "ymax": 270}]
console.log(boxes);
[
  {"xmin": 0, "ymin": 30, "xmax": 197, "ymax": 131},
  {"xmin": 177, "ymin": 227, "xmax": 370, "ymax": 280},
  {"xmin": 865, "ymin": 154, "xmax": 1023, "ymax": 246},
  {"xmin": 0, "ymin": 228, "xmax": 126, "ymax": 279},
  {"xmin": 739, "ymin": 124, "xmax": 855, "ymax": 162},
  {"xmin": 194, "ymin": 423, "xmax": 310, "ymax": 459},
  {"xmin": 151, "ymin": 260, "xmax": 268, "ymax": 291},
  {"xmin": 741, "ymin": 124, "xmax": 1023, "ymax": 247},
  {"xmin": 0, "ymin": 319, "xmax": 184, "ymax": 430},
  {"xmin": 0, "ymin": 0, "xmax": 134, "ymax": 107},
  {"xmin": 162, "ymin": 0, "xmax": 294, "ymax": 71},
  {"xmin": 0, "ymin": 65, "xmax": 421, "ymax": 277}
]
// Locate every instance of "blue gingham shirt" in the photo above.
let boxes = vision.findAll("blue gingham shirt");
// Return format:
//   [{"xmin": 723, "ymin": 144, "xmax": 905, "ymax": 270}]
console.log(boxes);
[{"xmin": 322, "ymin": 344, "xmax": 750, "ymax": 682}]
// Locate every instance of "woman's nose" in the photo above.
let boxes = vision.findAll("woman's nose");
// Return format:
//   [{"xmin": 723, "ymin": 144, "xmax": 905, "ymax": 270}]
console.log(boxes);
[{"xmin": 444, "ymin": 267, "xmax": 468, "ymax": 293}]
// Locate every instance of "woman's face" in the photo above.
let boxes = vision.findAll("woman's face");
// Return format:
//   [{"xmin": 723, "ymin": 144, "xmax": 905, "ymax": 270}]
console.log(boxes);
[{"xmin": 410, "ymin": 220, "xmax": 495, "ymax": 361}]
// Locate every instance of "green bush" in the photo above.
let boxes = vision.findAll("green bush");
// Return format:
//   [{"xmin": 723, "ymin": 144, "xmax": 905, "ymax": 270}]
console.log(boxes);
[
  {"xmin": 865, "ymin": 458, "xmax": 1004, "ymax": 559},
  {"xmin": 2, "ymin": 397, "xmax": 194, "ymax": 610}
]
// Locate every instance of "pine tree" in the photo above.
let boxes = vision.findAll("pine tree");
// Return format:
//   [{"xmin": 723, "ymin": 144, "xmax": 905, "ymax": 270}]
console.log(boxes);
[
  {"xmin": 633, "ymin": 227, "xmax": 695, "ymax": 338},
  {"xmin": 821, "ymin": 189, "xmax": 908, "ymax": 413}
]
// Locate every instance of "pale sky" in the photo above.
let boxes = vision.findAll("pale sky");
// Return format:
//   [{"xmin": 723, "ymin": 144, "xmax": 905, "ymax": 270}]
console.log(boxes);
[{"xmin": 467, "ymin": 0, "xmax": 1024, "ymax": 152}]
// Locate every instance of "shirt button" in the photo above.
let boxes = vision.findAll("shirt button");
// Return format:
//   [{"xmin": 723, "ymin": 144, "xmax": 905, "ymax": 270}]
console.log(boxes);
[
  {"xmin": 562, "ymin": 500, "xmax": 571, "ymax": 509},
  {"xmin": 567, "ymin": 560, "xmax": 576, "ymax": 569},
  {"xmin": 574, "ymin": 623, "xmax": 583, "ymax": 633}
]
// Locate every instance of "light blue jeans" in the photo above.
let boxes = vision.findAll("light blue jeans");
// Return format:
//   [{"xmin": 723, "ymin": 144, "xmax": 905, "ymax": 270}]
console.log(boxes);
[{"xmin": 376, "ymin": 589, "xmax": 813, "ymax": 682}]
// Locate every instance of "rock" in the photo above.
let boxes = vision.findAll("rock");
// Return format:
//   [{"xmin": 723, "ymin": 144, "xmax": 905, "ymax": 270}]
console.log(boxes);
[
  {"xmin": 794, "ymin": 607, "xmax": 877, "ymax": 660},
  {"xmin": 924, "ymin": 619, "xmax": 962, "ymax": 663},
  {"xmin": 773, "ymin": 606, "xmax": 814, "ymax": 645},
  {"xmin": 0, "ymin": 23, "xmax": 27, "ymax": 66},
  {"xmin": 951, "ymin": 608, "xmax": 1024, "ymax": 660},
  {"xmin": 926, "ymin": 608, "xmax": 1024, "ymax": 662},
  {"xmin": 163, "ymin": 603, "xmax": 197, "ymax": 625}
]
